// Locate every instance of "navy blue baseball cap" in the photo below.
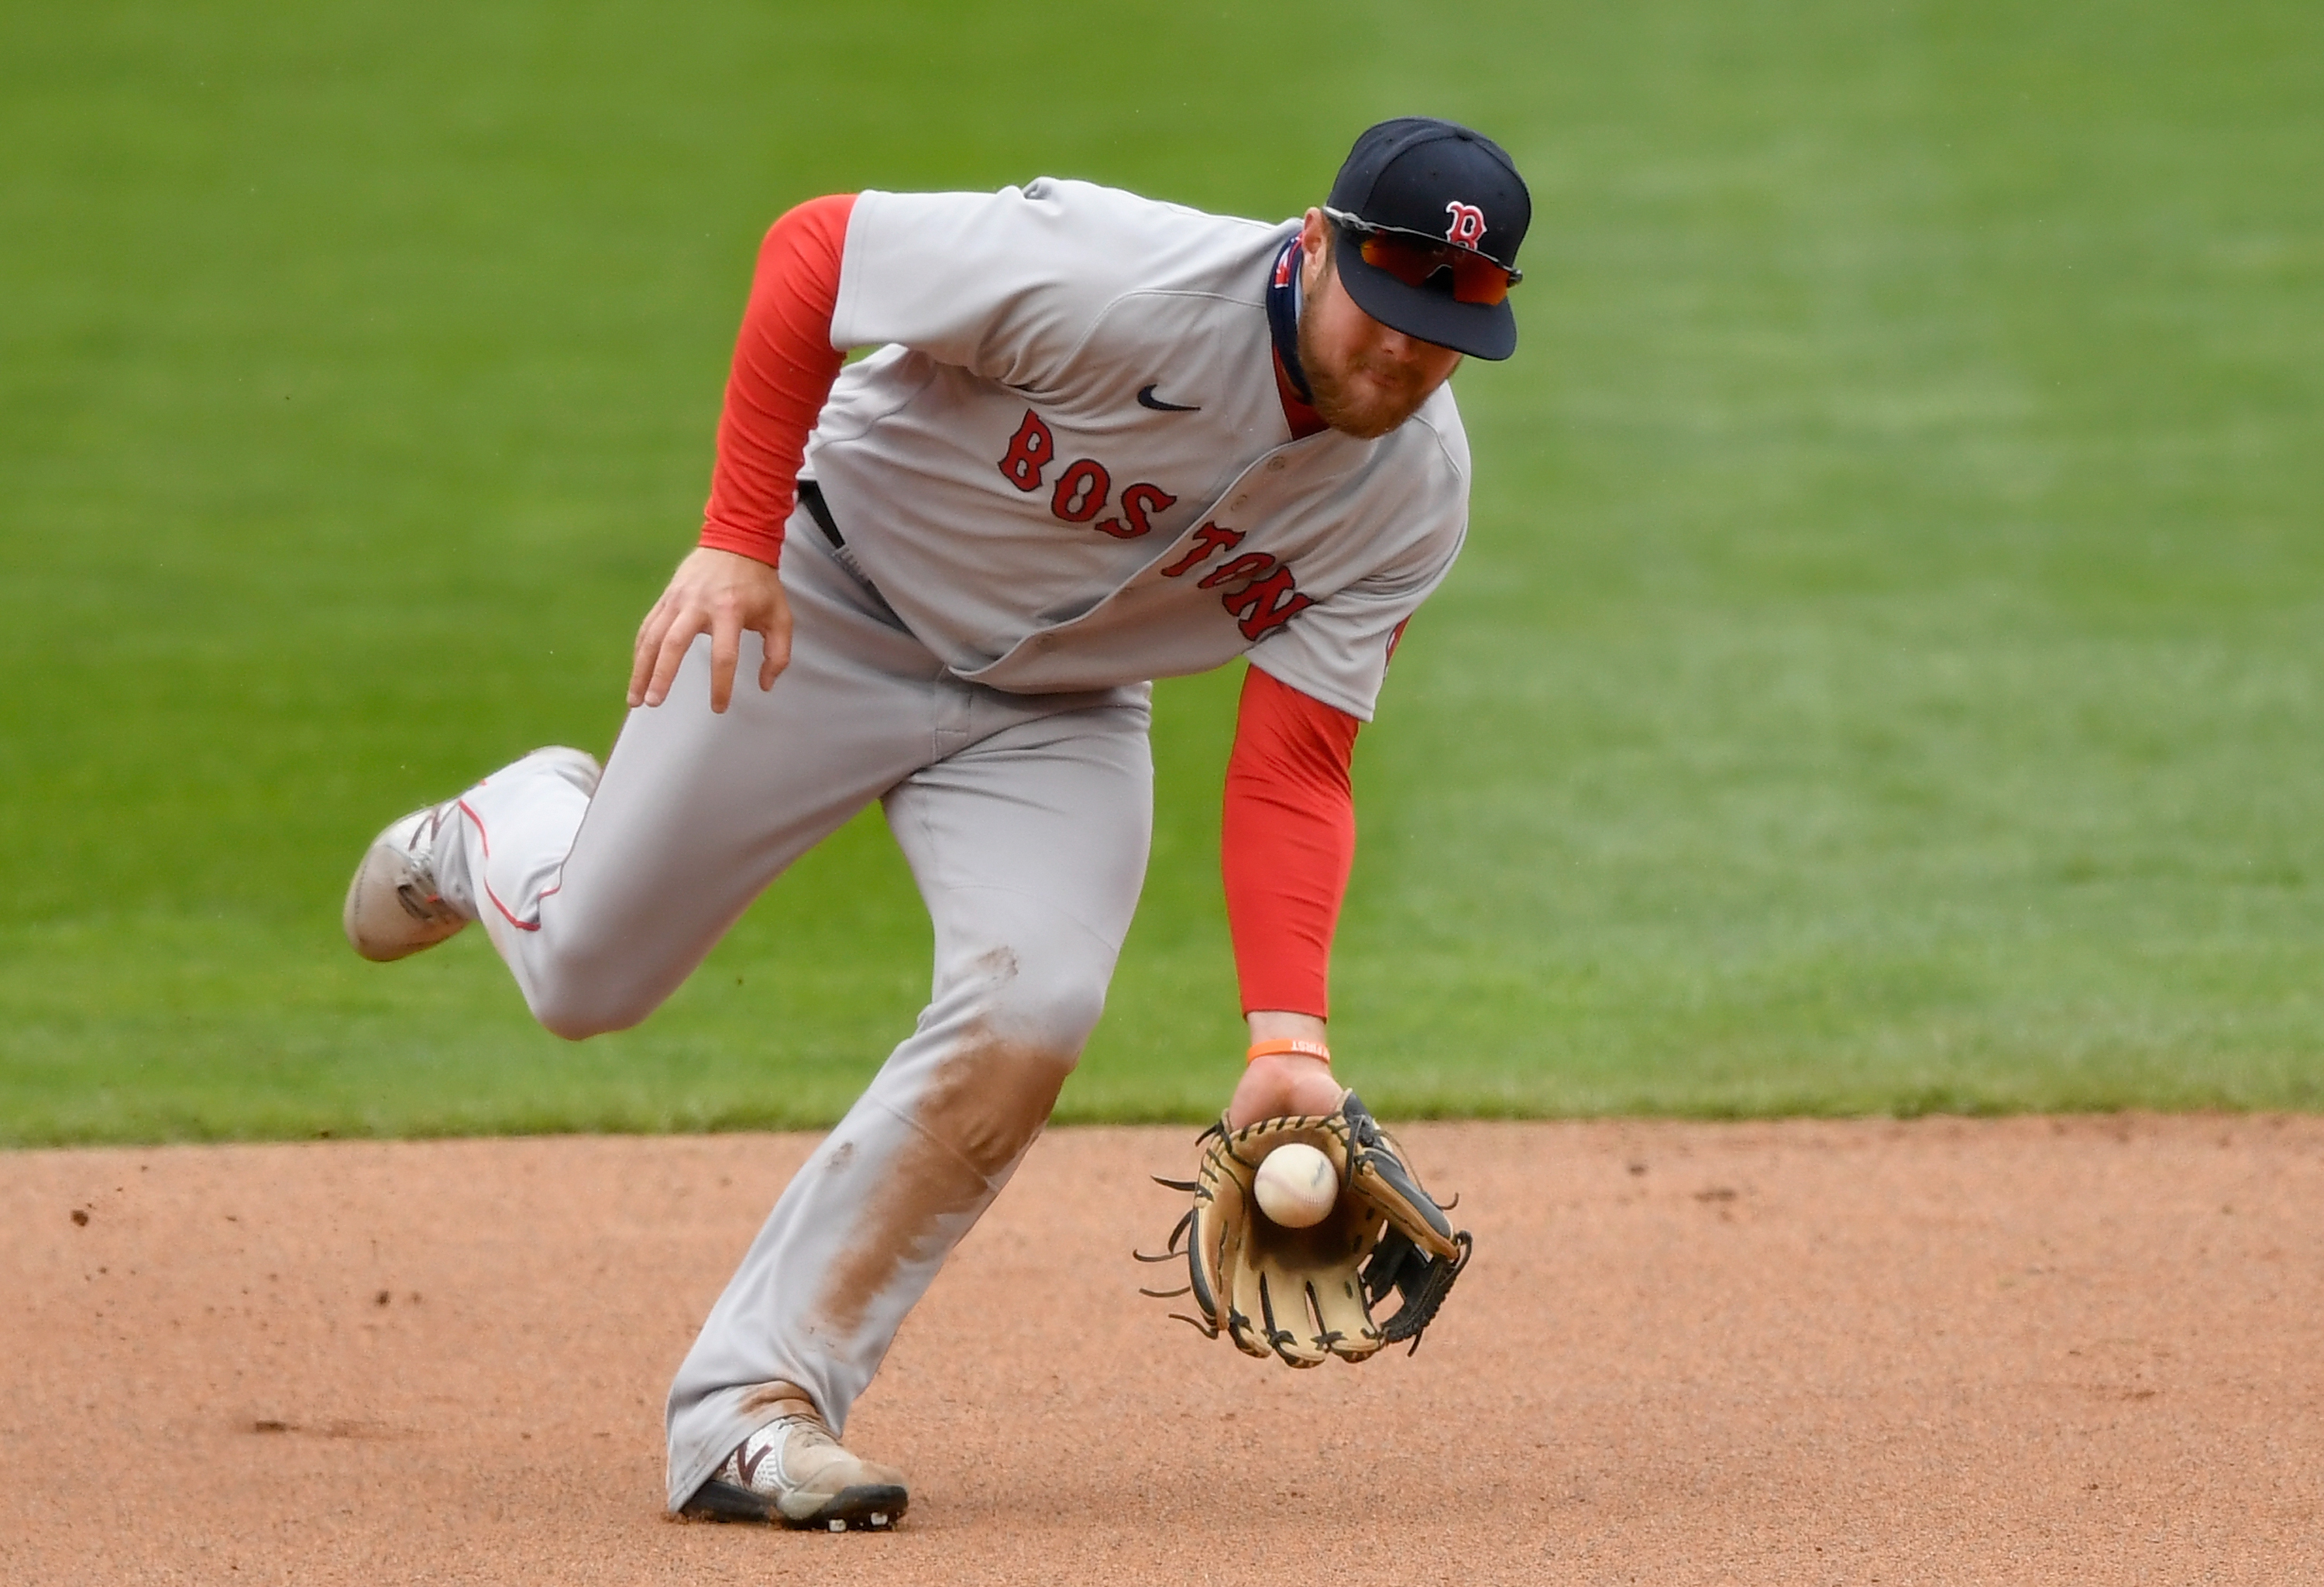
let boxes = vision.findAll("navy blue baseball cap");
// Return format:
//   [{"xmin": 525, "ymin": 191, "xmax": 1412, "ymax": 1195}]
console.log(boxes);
[{"xmin": 1325, "ymin": 117, "xmax": 1531, "ymax": 360}]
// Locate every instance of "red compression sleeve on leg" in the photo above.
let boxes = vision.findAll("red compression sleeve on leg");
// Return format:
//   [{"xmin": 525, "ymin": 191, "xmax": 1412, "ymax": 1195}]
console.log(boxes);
[
  {"xmin": 1222, "ymin": 667, "xmax": 1361, "ymax": 1019},
  {"xmin": 697, "ymin": 193, "xmax": 858, "ymax": 565}
]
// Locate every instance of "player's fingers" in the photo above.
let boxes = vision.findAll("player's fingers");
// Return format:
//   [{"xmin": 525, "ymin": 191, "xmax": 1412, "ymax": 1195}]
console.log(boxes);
[
  {"xmin": 755, "ymin": 597, "xmax": 792, "ymax": 692},
  {"xmin": 706, "ymin": 605, "xmax": 743, "ymax": 715},
  {"xmin": 642, "ymin": 607, "xmax": 706, "ymax": 709},
  {"xmin": 627, "ymin": 597, "xmax": 675, "ymax": 707}
]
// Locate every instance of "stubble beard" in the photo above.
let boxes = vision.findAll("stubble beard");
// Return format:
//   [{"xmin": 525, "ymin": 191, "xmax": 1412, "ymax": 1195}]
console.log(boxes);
[{"xmin": 1296, "ymin": 280, "xmax": 1438, "ymax": 441}]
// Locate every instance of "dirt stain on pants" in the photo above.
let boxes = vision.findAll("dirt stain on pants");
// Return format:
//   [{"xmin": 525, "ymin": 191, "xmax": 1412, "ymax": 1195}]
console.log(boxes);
[{"xmin": 815, "ymin": 1026, "xmax": 1071, "ymax": 1342}]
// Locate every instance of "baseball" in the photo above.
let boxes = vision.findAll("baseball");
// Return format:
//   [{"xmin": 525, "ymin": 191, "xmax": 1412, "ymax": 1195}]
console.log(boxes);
[{"xmin": 1253, "ymin": 1142, "xmax": 1339, "ymax": 1228}]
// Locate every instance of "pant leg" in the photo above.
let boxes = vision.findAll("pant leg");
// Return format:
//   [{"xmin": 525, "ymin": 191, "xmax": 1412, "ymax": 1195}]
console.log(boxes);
[
  {"xmin": 433, "ymin": 534, "xmax": 949, "ymax": 1038},
  {"xmin": 663, "ymin": 685, "xmax": 1154, "ymax": 1510}
]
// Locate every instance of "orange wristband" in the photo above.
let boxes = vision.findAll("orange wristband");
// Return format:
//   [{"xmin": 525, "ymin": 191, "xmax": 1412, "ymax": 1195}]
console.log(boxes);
[{"xmin": 1246, "ymin": 1037, "xmax": 1332, "ymax": 1067}]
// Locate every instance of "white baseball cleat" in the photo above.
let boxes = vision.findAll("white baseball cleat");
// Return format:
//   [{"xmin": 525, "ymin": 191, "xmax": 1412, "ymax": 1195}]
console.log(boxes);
[
  {"xmin": 342, "ymin": 747, "xmax": 600, "ymax": 962},
  {"xmin": 342, "ymin": 799, "xmax": 466, "ymax": 961},
  {"xmin": 679, "ymin": 1392, "xmax": 909, "ymax": 1531}
]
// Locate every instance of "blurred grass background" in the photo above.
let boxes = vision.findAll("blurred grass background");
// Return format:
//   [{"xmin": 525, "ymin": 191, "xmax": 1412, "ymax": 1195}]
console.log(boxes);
[{"xmin": 2, "ymin": 0, "xmax": 2319, "ymax": 1142}]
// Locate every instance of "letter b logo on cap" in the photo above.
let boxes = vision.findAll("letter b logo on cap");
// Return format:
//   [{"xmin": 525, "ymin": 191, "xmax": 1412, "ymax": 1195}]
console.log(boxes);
[{"xmin": 1444, "ymin": 202, "xmax": 1485, "ymax": 248}]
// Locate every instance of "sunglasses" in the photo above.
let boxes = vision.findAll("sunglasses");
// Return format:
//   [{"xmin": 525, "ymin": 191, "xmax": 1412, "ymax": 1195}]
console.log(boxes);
[{"xmin": 1324, "ymin": 208, "xmax": 1523, "ymax": 307}]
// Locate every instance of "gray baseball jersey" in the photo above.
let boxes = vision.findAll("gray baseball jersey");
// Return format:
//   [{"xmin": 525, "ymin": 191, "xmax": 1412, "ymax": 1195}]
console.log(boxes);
[{"xmin": 808, "ymin": 177, "xmax": 1471, "ymax": 720}]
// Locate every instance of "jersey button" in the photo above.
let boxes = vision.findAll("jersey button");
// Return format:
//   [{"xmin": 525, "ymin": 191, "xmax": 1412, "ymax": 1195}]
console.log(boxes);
[{"xmin": 1266, "ymin": 458, "xmax": 1287, "ymax": 473}]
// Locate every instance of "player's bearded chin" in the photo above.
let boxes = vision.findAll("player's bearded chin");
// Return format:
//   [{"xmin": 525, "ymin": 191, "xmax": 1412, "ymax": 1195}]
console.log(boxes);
[{"xmin": 1298, "ymin": 243, "xmax": 1452, "ymax": 440}]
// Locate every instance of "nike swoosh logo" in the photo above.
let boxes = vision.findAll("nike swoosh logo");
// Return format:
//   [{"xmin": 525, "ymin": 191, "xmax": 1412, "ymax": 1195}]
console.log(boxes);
[{"xmin": 1137, "ymin": 383, "xmax": 1201, "ymax": 413}]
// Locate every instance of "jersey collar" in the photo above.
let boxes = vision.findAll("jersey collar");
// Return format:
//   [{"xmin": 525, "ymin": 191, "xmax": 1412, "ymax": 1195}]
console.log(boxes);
[{"xmin": 1267, "ymin": 237, "xmax": 1328, "ymax": 441}]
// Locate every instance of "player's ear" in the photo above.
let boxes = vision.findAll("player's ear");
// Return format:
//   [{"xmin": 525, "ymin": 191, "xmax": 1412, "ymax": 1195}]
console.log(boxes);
[{"xmin": 1299, "ymin": 209, "xmax": 1334, "ymax": 293}]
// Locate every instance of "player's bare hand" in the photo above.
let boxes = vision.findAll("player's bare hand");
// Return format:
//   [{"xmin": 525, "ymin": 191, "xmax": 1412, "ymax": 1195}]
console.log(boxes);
[
  {"xmin": 1228, "ymin": 1012, "xmax": 1347, "ymax": 1128},
  {"xmin": 628, "ymin": 547, "xmax": 792, "ymax": 713}
]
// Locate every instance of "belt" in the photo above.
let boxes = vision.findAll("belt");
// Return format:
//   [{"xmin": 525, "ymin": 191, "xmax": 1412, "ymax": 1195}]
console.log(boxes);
[
  {"xmin": 796, "ymin": 476, "xmax": 889, "ymax": 606},
  {"xmin": 796, "ymin": 479, "xmax": 845, "ymax": 550}
]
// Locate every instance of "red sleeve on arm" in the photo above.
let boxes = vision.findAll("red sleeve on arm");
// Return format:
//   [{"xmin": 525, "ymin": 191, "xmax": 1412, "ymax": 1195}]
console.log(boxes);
[
  {"xmin": 1222, "ymin": 667, "xmax": 1362, "ymax": 1019},
  {"xmin": 697, "ymin": 192, "xmax": 858, "ymax": 565}
]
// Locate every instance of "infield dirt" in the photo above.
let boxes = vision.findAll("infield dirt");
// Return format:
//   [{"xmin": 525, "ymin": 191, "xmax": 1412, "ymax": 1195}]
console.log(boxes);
[{"xmin": 5, "ymin": 1116, "xmax": 2319, "ymax": 1585}]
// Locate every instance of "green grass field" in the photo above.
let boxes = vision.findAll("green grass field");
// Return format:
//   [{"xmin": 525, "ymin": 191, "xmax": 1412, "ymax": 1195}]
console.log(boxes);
[{"xmin": 3, "ymin": 0, "xmax": 2320, "ymax": 1143}]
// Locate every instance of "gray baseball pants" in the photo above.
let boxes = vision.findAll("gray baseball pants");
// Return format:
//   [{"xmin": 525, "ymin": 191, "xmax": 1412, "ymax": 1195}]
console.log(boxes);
[{"xmin": 428, "ymin": 526, "xmax": 1154, "ymax": 1511}]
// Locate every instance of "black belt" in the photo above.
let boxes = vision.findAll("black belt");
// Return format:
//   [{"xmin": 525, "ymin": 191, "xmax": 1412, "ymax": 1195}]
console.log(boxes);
[{"xmin": 796, "ymin": 479, "xmax": 844, "ymax": 550}]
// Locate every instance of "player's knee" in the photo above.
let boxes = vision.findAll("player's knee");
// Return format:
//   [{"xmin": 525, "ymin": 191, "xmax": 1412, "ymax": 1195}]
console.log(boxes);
[
  {"xmin": 978, "ymin": 952, "xmax": 1110, "ymax": 1067},
  {"xmin": 511, "ymin": 922, "xmax": 685, "ymax": 1039},
  {"xmin": 523, "ymin": 968, "xmax": 657, "ymax": 1041}
]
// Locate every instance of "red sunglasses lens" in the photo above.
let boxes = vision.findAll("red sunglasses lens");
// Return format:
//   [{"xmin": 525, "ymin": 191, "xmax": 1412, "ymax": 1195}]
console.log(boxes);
[
  {"xmin": 1445, "ymin": 252, "xmax": 1514, "ymax": 306},
  {"xmin": 1356, "ymin": 232, "xmax": 1514, "ymax": 306}
]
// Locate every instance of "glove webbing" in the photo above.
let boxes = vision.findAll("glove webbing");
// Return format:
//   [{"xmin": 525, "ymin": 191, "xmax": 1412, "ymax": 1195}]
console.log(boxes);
[{"xmin": 1363, "ymin": 1226, "xmax": 1473, "ymax": 1350}]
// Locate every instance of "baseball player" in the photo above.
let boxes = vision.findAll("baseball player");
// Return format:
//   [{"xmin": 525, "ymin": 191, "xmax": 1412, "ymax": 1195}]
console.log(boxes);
[{"xmin": 343, "ymin": 116, "xmax": 1529, "ymax": 1531}]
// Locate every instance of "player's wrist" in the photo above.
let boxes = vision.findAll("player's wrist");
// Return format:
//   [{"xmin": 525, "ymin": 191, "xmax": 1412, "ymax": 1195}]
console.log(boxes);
[
  {"xmin": 1245, "ymin": 1036, "xmax": 1331, "ymax": 1067},
  {"xmin": 687, "ymin": 541, "xmax": 782, "ymax": 573}
]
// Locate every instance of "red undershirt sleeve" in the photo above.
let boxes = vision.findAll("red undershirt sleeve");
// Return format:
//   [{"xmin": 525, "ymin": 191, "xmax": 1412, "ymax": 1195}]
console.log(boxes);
[
  {"xmin": 1222, "ymin": 666, "xmax": 1362, "ymax": 1019},
  {"xmin": 697, "ymin": 192, "xmax": 858, "ymax": 565}
]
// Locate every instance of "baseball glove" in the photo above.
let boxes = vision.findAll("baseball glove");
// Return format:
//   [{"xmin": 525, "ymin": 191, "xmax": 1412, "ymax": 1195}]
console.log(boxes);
[{"xmin": 1138, "ymin": 1093, "xmax": 1470, "ymax": 1365}]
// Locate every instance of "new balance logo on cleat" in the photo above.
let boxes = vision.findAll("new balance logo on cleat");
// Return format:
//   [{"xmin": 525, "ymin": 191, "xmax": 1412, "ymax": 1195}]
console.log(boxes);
[{"xmin": 679, "ymin": 1392, "xmax": 909, "ymax": 1532}]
